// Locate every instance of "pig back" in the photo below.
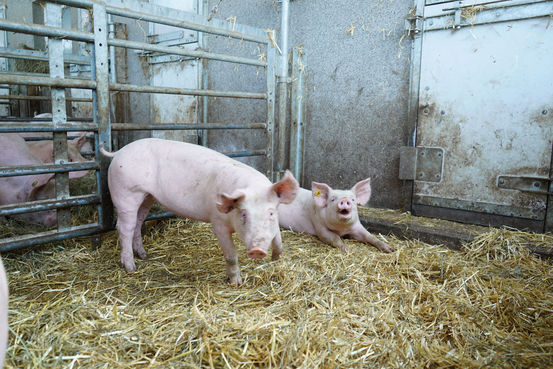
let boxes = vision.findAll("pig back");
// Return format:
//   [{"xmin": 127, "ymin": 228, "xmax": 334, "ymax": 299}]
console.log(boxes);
[{"xmin": 107, "ymin": 139, "xmax": 272, "ymax": 220}]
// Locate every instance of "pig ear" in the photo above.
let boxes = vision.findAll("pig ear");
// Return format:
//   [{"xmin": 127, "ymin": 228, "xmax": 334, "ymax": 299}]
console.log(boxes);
[
  {"xmin": 72, "ymin": 133, "xmax": 87, "ymax": 150},
  {"xmin": 352, "ymin": 177, "xmax": 371, "ymax": 205},
  {"xmin": 312, "ymin": 182, "xmax": 331, "ymax": 208},
  {"xmin": 272, "ymin": 170, "xmax": 299, "ymax": 204},
  {"xmin": 216, "ymin": 190, "xmax": 246, "ymax": 214},
  {"xmin": 25, "ymin": 173, "xmax": 55, "ymax": 201}
]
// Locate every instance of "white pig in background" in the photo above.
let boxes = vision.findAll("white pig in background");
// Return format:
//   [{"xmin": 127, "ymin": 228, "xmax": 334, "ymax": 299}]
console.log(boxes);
[
  {"xmin": 100, "ymin": 139, "xmax": 299, "ymax": 286},
  {"xmin": 26, "ymin": 134, "xmax": 90, "ymax": 179},
  {"xmin": 0, "ymin": 256, "xmax": 8, "ymax": 368},
  {"xmin": 279, "ymin": 178, "xmax": 393, "ymax": 253},
  {"xmin": 0, "ymin": 133, "xmax": 57, "ymax": 226}
]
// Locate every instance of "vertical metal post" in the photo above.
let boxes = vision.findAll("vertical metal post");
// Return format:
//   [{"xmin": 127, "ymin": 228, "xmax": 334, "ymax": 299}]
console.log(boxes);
[
  {"xmin": 266, "ymin": 44, "xmax": 277, "ymax": 181},
  {"xmin": 46, "ymin": 3, "xmax": 71, "ymax": 230},
  {"xmin": 92, "ymin": 3, "xmax": 113, "ymax": 230},
  {"xmin": 290, "ymin": 47, "xmax": 305, "ymax": 186},
  {"xmin": 276, "ymin": 0, "xmax": 290, "ymax": 181},
  {"xmin": 198, "ymin": 0, "xmax": 209, "ymax": 147},
  {"xmin": 402, "ymin": 0, "xmax": 425, "ymax": 212}
]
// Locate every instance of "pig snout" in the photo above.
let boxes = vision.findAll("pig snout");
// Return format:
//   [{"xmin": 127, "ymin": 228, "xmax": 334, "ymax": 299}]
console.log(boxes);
[
  {"xmin": 247, "ymin": 248, "xmax": 268, "ymax": 259},
  {"xmin": 337, "ymin": 198, "xmax": 353, "ymax": 216}
]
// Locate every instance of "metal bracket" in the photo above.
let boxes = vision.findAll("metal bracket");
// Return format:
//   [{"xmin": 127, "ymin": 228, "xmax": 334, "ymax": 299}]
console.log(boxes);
[
  {"xmin": 136, "ymin": 30, "xmax": 199, "ymax": 64},
  {"xmin": 497, "ymin": 175, "xmax": 552, "ymax": 195},
  {"xmin": 399, "ymin": 146, "xmax": 444, "ymax": 182},
  {"xmin": 404, "ymin": 13, "xmax": 423, "ymax": 39}
]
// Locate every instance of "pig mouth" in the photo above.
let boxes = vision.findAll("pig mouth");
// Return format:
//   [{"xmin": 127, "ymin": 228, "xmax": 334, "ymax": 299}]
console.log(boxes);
[{"xmin": 338, "ymin": 209, "xmax": 351, "ymax": 218}]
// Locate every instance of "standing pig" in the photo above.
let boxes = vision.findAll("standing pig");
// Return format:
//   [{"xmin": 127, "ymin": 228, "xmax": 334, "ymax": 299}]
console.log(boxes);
[
  {"xmin": 0, "ymin": 256, "xmax": 8, "ymax": 368},
  {"xmin": 100, "ymin": 139, "xmax": 299, "ymax": 285},
  {"xmin": 0, "ymin": 133, "xmax": 57, "ymax": 226},
  {"xmin": 279, "ymin": 178, "xmax": 393, "ymax": 253}
]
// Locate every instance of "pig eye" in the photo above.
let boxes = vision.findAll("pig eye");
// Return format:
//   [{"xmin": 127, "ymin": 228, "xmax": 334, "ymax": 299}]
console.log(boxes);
[
  {"xmin": 240, "ymin": 210, "xmax": 247, "ymax": 224},
  {"xmin": 330, "ymin": 197, "xmax": 336, "ymax": 202}
]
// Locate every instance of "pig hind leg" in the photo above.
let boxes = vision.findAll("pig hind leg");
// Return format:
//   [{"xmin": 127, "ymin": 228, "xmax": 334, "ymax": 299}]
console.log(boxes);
[
  {"xmin": 132, "ymin": 194, "xmax": 155, "ymax": 260},
  {"xmin": 113, "ymin": 193, "xmax": 147, "ymax": 272}
]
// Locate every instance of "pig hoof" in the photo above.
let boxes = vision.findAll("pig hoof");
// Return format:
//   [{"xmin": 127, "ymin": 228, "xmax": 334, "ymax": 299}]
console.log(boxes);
[
  {"xmin": 122, "ymin": 261, "xmax": 137, "ymax": 273},
  {"xmin": 339, "ymin": 246, "xmax": 349, "ymax": 253},
  {"xmin": 271, "ymin": 253, "xmax": 281, "ymax": 261},
  {"xmin": 227, "ymin": 275, "xmax": 243, "ymax": 287},
  {"xmin": 135, "ymin": 250, "xmax": 148, "ymax": 260}
]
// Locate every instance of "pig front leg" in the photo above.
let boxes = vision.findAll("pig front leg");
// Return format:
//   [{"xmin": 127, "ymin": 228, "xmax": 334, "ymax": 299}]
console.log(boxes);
[
  {"xmin": 212, "ymin": 224, "xmax": 242, "ymax": 286},
  {"xmin": 314, "ymin": 224, "xmax": 349, "ymax": 252},
  {"xmin": 348, "ymin": 223, "xmax": 393, "ymax": 253}
]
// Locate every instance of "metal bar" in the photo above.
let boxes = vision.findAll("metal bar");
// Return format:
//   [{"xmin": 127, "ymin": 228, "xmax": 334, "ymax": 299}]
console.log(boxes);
[
  {"xmin": 111, "ymin": 123, "xmax": 266, "ymax": 130},
  {"xmin": 265, "ymin": 44, "xmax": 277, "ymax": 181},
  {"xmin": 93, "ymin": 3, "xmax": 113, "ymax": 232},
  {"xmin": 0, "ymin": 19, "xmax": 265, "ymax": 67},
  {"xmin": 0, "ymin": 224, "xmax": 102, "ymax": 252},
  {"xmin": 424, "ymin": 0, "xmax": 553, "ymax": 30},
  {"xmin": 0, "ymin": 161, "xmax": 98, "ymax": 177},
  {"xmin": 402, "ymin": 0, "xmax": 426, "ymax": 213},
  {"xmin": 224, "ymin": 150, "xmax": 266, "ymax": 158},
  {"xmin": 47, "ymin": 2, "xmax": 72, "ymax": 230},
  {"xmin": 0, "ymin": 123, "xmax": 97, "ymax": 132},
  {"xmin": 0, "ymin": 94, "xmax": 92, "ymax": 102},
  {"xmin": 0, "ymin": 18, "xmax": 93, "ymax": 42},
  {"xmin": 276, "ymin": 0, "xmax": 290, "ymax": 181},
  {"xmin": 110, "ymin": 38, "xmax": 264, "ymax": 67},
  {"xmin": 290, "ymin": 47, "xmax": 305, "ymax": 185},
  {"xmin": 109, "ymin": 82, "xmax": 266, "ymax": 99},
  {"xmin": 0, "ymin": 74, "xmax": 96, "ymax": 89},
  {"xmin": 0, "ymin": 194, "xmax": 99, "ymax": 216},
  {"xmin": 0, "ymin": 47, "xmax": 90, "ymax": 65},
  {"xmin": 50, "ymin": 0, "xmax": 269, "ymax": 43}
]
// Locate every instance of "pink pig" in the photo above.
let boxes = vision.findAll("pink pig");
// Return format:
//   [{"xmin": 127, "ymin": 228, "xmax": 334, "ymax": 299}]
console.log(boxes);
[
  {"xmin": 279, "ymin": 178, "xmax": 393, "ymax": 253},
  {"xmin": 26, "ymin": 134, "xmax": 90, "ymax": 179},
  {"xmin": 0, "ymin": 133, "xmax": 57, "ymax": 226},
  {"xmin": 100, "ymin": 138, "xmax": 299, "ymax": 286}
]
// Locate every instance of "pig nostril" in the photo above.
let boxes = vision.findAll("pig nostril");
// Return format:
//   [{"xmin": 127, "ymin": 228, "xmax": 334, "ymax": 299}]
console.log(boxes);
[{"xmin": 247, "ymin": 248, "xmax": 267, "ymax": 259}]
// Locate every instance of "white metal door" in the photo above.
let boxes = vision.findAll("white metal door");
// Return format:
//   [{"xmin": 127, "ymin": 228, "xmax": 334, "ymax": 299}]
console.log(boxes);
[{"xmin": 407, "ymin": 0, "xmax": 553, "ymax": 231}]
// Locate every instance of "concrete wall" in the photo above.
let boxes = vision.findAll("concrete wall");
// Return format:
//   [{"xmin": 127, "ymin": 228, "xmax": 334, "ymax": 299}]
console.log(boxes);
[{"xmin": 206, "ymin": 0, "xmax": 412, "ymax": 210}]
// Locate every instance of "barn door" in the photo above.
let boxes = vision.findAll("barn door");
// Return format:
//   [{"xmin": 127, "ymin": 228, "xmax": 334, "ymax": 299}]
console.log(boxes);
[
  {"xmin": 403, "ymin": 0, "xmax": 553, "ymax": 232},
  {"xmin": 147, "ymin": 0, "xmax": 199, "ymax": 143}
]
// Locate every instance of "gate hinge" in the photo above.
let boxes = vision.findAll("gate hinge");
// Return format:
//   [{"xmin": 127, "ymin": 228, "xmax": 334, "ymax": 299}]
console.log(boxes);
[
  {"xmin": 399, "ymin": 146, "xmax": 444, "ymax": 182},
  {"xmin": 497, "ymin": 175, "xmax": 553, "ymax": 195}
]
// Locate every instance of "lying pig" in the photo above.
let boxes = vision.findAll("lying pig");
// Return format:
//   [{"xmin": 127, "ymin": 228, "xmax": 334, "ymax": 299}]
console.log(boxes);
[
  {"xmin": 26, "ymin": 133, "xmax": 90, "ymax": 179},
  {"xmin": 0, "ymin": 133, "xmax": 57, "ymax": 226},
  {"xmin": 22, "ymin": 112, "xmax": 94, "ymax": 155},
  {"xmin": 279, "ymin": 178, "xmax": 393, "ymax": 253},
  {"xmin": 100, "ymin": 139, "xmax": 299, "ymax": 286},
  {"xmin": 0, "ymin": 256, "xmax": 8, "ymax": 368}
]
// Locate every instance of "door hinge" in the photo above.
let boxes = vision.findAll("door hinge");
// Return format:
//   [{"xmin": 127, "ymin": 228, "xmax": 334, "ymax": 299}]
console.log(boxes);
[
  {"xmin": 399, "ymin": 146, "xmax": 444, "ymax": 182},
  {"xmin": 497, "ymin": 175, "xmax": 552, "ymax": 195},
  {"xmin": 404, "ymin": 12, "xmax": 423, "ymax": 39}
]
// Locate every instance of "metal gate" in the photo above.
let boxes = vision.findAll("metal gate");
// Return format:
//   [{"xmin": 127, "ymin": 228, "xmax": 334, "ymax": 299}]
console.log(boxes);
[
  {"xmin": 402, "ymin": 0, "xmax": 553, "ymax": 232},
  {"xmin": 0, "ymin": 0, "xmax": 278, "ymax": 251}
]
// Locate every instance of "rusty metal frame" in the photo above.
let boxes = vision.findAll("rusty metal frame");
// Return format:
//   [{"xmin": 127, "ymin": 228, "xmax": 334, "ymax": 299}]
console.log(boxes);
[{"xmin": 0, "ymin": 0, "xmax": 278, "ymax": 251}]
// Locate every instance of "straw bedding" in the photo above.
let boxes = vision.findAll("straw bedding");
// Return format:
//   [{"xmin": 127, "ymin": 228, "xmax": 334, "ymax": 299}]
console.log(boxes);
[{"xmin": 2, "ymin": 216, "xmax": 553, "ymax": 368}]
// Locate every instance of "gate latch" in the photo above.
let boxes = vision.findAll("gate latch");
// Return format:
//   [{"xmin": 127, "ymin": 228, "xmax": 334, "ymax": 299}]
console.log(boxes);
[
  {"xmin": 399, "ymin": 146, "xmax": 444, "ymax": 182},
  {"xmin": 497, "ymin": 175, "xmax": 552, "ymax": 195}
]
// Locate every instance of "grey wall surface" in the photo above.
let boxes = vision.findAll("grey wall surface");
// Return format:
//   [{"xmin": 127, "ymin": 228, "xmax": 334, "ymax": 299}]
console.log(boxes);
[{"xmin": 206, "ymin": 0, "xmax": 412, "ymax": 210}]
